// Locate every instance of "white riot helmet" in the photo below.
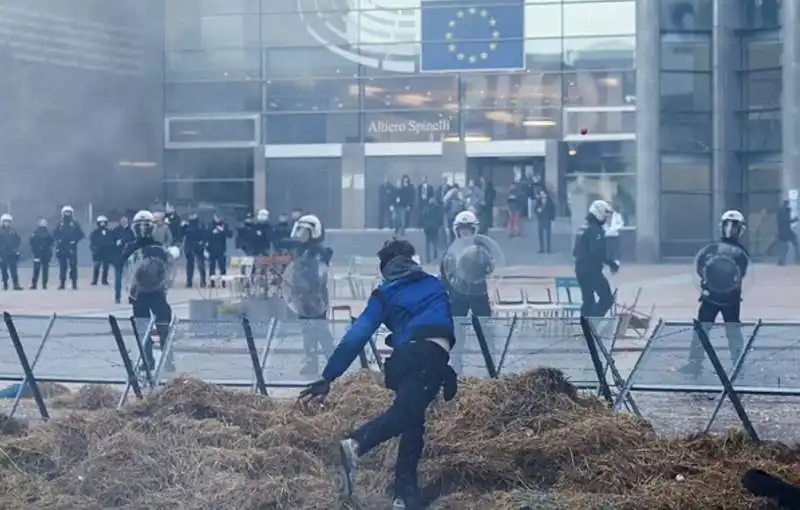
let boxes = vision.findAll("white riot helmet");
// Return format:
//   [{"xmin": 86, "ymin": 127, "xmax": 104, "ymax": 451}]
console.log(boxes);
[
  {"xmin": 720, "ymin": 209, "xmax": 746, "ymax": 241},
  {"xmin": 588, "ymin": 200, "xmax": 614, "ymax": 224},
  {"xmin": 61, "ymin": 205, "xmax": 74, "ymax": 217},
  {"xmin": 0, "ymin": 213, "xmax": 11, "ymax": 225},
  {"xmin": 291, "ymin": 214, "xmax": 324, "ymax": 243},
  {"xmin": 96, "ymin": 215, "xmax": 108, "ymax": 225},
  {"xmin": 255, "ymin": 208, "xmax": 269, "ymax": 223},
  {"xmin": 453, "ymin": 210, "xmax": 479, "ymax": 238},
  {"xmin": 132, "ymin": 210, "xmax": 155, "ymax": 238}
]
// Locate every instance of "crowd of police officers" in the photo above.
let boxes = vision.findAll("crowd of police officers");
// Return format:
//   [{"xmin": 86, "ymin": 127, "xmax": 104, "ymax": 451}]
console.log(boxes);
[{"xmin": 0, "ymin": 205, "xmax": 307, "ymax": 299}]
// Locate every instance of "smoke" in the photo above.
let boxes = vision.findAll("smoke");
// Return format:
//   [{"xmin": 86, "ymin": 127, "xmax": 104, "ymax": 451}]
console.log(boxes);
[{"xmin": 0, "ymin": 0, "xmax": 162, "ymax": 226}]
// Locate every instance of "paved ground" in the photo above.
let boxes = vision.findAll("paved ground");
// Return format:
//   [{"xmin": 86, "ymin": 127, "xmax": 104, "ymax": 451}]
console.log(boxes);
[{"xmin": 2, "ymin": 264, "xmax": 800, "ymax": 441}]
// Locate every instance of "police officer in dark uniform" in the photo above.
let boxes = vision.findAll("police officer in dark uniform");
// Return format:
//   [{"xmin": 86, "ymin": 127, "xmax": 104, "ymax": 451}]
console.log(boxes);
[
  {"xmin": 53, "ymin": 205, "xmax": 85, "ymax": 290},
  {"xmin": 164, "ymin": 204, "xmax": 182, "ymax": 246},
  {"xmin": 440, "ymin": 210, "xmax": 493, "ymax": 318},
  {"xmin": 181, "ymin": 213, "xmax": 208, "ymax": 288},
  {"xmin": 272, "ymin": 212, "xmax": 292, "ymax": 251},
  {"xmin": 207, "ymin": 213, "xmax": 233, "ymax": 287},
  {"xmin": 90, "ymin": 215, "xmax": 114, "ymax": 286},
  {"xmin": 0, "ymin": 214, "xmax": 22, "ymax": 291},
  {"xmin": 299, "ymin": 239, "xmax": 458, "ymax": 510},
  {"xmin": 235, "ymin": 212, "xmax": 254, "ymax": 256},
  {"xmin": 573, "ymin": 199, "xmax": 620, "ymax": 317},
  {"xmin": 251, "ymin": 208, "xmax": 273, "ymax": 256},
  {"xmin": 123, "ymin": 210, "xmax": 179, "ymax": 371},
  {"xmin": 679, "ymin": 209, "xmax": 749, "ymax": 376},
  {"xmin": 112, "ymin": 216, "xmax": 135, "ymax": 303},
  {"xmin": 29, "ymin": 218, "xmax": 54, "ymax": 290}
]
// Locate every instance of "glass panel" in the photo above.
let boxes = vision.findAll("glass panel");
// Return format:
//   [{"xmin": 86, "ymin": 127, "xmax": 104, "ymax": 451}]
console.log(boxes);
[
  {"xmin": 462, "ymin": 72, "xmax": 561, "ymax": 109},
  {"xmin": 565, "ymin": 141, "xmax": 636, "ymax": 174},
  {"xmin": 660, "ymin": 35, "xmax": 712, "ymax": 72},
  {"xmin": 364, "ymin": 111, "xmax": 459, "ymax": 142},
  {"xmin": 261, "ymin": 11, "xmax": 334, "ymax": 47},
  {"xmin": 166, "ymin": 14, "xmax": 261, "ymax": 50},
  {"xmin": 524, "ymin": 38, "xmax": 563, "ymax": 71},
  {"xmin": 361, "ymin": 74, "xmax": 459, "ymax": 111},
  {"xmin": 462, "ymin": 107, "xmax": 561, "ymax": 140},
  {"xmin": 562, "ymin": 1, "xmax": 635, "ymax": 37},
  {"xmin": 566, "ymin": 174, "xmax": 637, "ymax": 225},
  {"xmin": 660, "ymin": 71, "xmax": 712, "ymax": 111},
  {"xmin": 165, "ymin": 82, "xmax": 263, "ymax": 114},
  {"xmin": 266, "ymin": 159, "xmax": 342, "ymax": 228},
  {"xmin": 563, "ymin": 70, "xmax": 636, "ymax": 106},
  {"xmin": 742, "ymin": 110, "xmax": 782, "ymax": 152},
  {"xmin": 660, "ymin": 191, "xmax": 712, "ymax": 242},
  {"xmin": 264, "ymin": 46, "xmax": 360, "ymax": 78},
  {"xmin": 660, "ymin": 155, "xmax": 711, "ymax": 192},
  {"xmin": 563, "ymin": 36, "xmax": 635, "ymax": 70},
  {"xmin": 564, "ymin": 110, "xmax": 636, "ymax": 135},
  {"xmin": 745, "ymin": 37, "xmax": 782, "ymax": 70},
  {"xmin": 744, "ymin": 69, "xmax": 782, "ymax": 109},
  {"xmin": 165, "ymin": 180, "xmax": 255, "ymax": 213},
  {"xmin": 747, "ymin": 161, "xmax": 782, "ymax": 193},
  {"xmin": 265, "ymin": 78, "xmax": 359, "ymax": 111},
  {"xmin": 660, "ymin": 0, "xmax": 714, "ymax": 31},
  {"xmin": 742, "ymin": 0, "xmax": 782, "ymax": 29},
  {"xmin": 263, "ymin": 112, "xmax": 360, "ymax": 143},
  {"xmin": 167, "ymin": 0, "xmax": 260, "ymax": 17},
  {"xmin": 524, "ymin": 3, "xmax": 562, "ymax": 39},
  {"xmin": 660, "ymin": 113, "xmax": 712, "ymax": 153},
  {"xmin": 166, "ymin": 49, "xmax": 261, "ymax": 80},
  {"xmin": 168, "ymin": 118, "xmax": 257, "ymax": 143},
  {"xmin": 164, "ymin": 148, "xmax": 255, "ymax": 180}
]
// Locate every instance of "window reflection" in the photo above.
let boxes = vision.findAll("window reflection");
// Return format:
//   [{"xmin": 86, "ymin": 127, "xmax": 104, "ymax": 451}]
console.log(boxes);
[
  {"xmin": 266, "ymin": 78, "xmax": 359, "ymax": 111},
  {"xmin": 745, "ymin": 38, "xmax": 782, "ymax": 70},
  {"xmin": 660, "ymin": 72, "xmax": 712, "ymax": 112},
  {"xmin": 168, "ymin": 118, "xmax": 258, "ymax": 144},
  {"xmin": 659, "ymin": 156, "xmax": 712, "ymax": 192},
  {"xmin": 660, "ymin": 113, "xmax": 712, "ymax": 152},
  {"xmin": 462, "ymin": 108, "xmax": 560, "ymax": 141},
  {"xmin": 564, "ymin": 141, "xmax": 636, "ymax": 174},
  {"xmin": 166, "ymin": 49, "xmax": 261, "ymax": 80},
  {"xmin": 166, "ymin": 82, "xmax": 262, "ymax": 114},
  {"xmin": 264, "ymin": 46, "xmax": 360, "ymax": 78},
  {"xmin": 563, "ymin": 37, "xmax": 635, "ymax": 70},
  {"xmin": 564, "ymin": 70, "xmax": 635, "ymax": 106},
  {"xmin": 462, "ymin": 72, "xmax": 561, "ymax": 110},
  {"xmin": 524, "ymin": 39, "xmax": 563, "ymax": 71},
  {"xmin": 564, "ymin": 110, "xmax": 636, "ymax": 135},
  {"xmin": 524, "ymin": 4, "xmax": 562, "ymax": 39},
  {"xmin": 360, "ymin": 75, "xmax": 458, "ymax": 111},
  {"xmin": 661, "ymin": 36, "xmax": 711, "ymax": 72},
  {"xmin": 744, "ymin": 69, "xmax": 782, "ymax": 109},
  {"xmin": 660, "ymin": 0, "xmax": 714, "ymax": 31},
  {"xmin": 164, "ymin": 148, "xmax": 255, "ymax": 180},
  {"xmin": 562, "ymin": 1, "xmax": 636, "ymax": 37},
  {"xmin": 364, "ymin": 111, "xmax": 458, "ymax": 142},
  {"xmin": 742, "ymin": 0, "xmax": 782, "ymax": 29},
  {"xmin": 166, "ymin": 15, "xmax": 261, "ymax": 50},
  {"xmin": 566, "ymin": 174, "xmax": 636, "ymax": 226},
  {"xmin": 263, "ymin": 112, "xmax": 360, "ymax": 143},
  {"xmin": 660, "ymin": 192, "xmax": 712, "ymax": 255},
  {"xmin": 167, "ymin": 0, "xmax": 261, "ymax": 17},
  {"xmin": 742, "ymin": 110, "xmax": 782, "ymax": 152}
]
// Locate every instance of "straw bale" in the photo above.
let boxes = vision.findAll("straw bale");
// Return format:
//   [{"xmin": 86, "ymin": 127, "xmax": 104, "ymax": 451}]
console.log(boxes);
[
  {"xmin": 50, "ymin": 385, "xmax": 120, "ymax": 411},
  {"xmin": 0, "ymin": 369, "xmax": 798, "ymax": 509},
  {"xmin": 0, "ymin": 413, "xmax": 27, "ymax": 436}
]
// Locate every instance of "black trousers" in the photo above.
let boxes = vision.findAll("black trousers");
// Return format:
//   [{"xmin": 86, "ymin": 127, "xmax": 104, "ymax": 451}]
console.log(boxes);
[
  {"xmin": 58, "ymin": 253, "xmax": 78, "ymax": 287},
  {"xmin": 451, "ymin": 293, "xmax": 492, "ymax": 318},
  {"xmin": 31, "ymin": 258, "xmax": 50, "ymax": 288},
  {"xmin": 351, "ymin": 340, "xmax": 449, "ymax": 498},
  {"xmin": 537, "ymin": 220, "xmax": 552, "ymax": 253},
  {"xmin": 0, "ymin": 256, "xmax": 20, "ymax": 288},
  {"xmin": 688, "ymin": 299, "xmax": 744, "ymax": 366},
  {"xmin": 92, "ymin": 257, "xmax": 111, "ymax": 285},
  {"xmin": 132, "ymin": 290, "xmax": 173, "ymax": 370},
  {"xmin": 576, "ymin": 270, "xmax": 614, "ymax": 317},
  {"xmin": 423, "ymin": 230, "xmax": 439, "ymax": 263},
  {"xmin": 185, "ymin": 250, "xmax": 206, "ymax": 286},
  {"xmin": 208, "ymin": 252, "xmax": 227, "ymax": 278}
]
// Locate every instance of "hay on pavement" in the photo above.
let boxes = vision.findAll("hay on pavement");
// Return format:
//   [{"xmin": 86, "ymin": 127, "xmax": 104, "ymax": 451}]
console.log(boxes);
[{"xmin": 0, "ymin": 369, "xmax": 797, "ymax": 509}]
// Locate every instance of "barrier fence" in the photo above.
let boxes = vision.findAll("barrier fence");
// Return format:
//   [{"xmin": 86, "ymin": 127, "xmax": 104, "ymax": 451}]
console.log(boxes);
[{"xmin": 2, "ymin": 312, "xmax": 800, "ymax": 442}]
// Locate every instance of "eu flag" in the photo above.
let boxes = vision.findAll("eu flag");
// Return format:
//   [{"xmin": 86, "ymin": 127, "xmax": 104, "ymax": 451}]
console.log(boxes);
[{"xmin": 420, "ymin": 0, "xmax": 525, "ymax": 72}]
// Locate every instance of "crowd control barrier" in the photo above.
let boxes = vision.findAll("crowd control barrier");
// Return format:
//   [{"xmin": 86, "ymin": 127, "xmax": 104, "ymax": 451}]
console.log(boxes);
[{"xmin": 2, "ymin": 312, "xmax": 800, "ymax": 442}]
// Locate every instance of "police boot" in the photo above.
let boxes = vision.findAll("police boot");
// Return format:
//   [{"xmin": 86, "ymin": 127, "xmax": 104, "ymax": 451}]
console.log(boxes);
[
  {"xmin": 58, "ymin": 279, "xmax": 66, "ymax": 290},
  {"xmin": 677, "ymin": 361, "xmax": 703, "ymax": 378},
  {"xmin": 2, "ymin": 281, "xmax": 7, "ymax": 291}
]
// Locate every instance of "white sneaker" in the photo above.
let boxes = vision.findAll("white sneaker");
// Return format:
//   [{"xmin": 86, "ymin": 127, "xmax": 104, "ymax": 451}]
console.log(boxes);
[{"xmin": 392, "ymin": 498, "xmax": 406, "ymax": 509}]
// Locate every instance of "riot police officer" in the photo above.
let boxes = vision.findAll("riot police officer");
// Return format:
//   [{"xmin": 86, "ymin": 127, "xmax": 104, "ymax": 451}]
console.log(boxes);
[
  {"xmin": 29, "ymin": 218, "xmax": 54, "ymax": 290},
  {"xmin": 0, "ymin": 214, "xmax": 22, "ymax": 290},
  {"xmin": 181, "ymin": 213, "xmax": 208, "ymax": 288},
  {"xmin": 53, "ymin": 205, "xmax": 85, "ymax": 290},
  {"xmin": 207, "ymin": 213, "xmax": 233, "ymax": 287},
  {"xmin": 90, "ymin": 215, "xmax": 114, "ymax": 286},
  {"xmin": 573, "ymin": 200, "xmax": 620, "ymax": 317}
]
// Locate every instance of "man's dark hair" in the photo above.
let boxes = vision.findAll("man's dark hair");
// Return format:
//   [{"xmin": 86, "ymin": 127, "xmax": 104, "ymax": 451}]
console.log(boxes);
[{"xmin": 377, "ymin": 239, "xmax": 416, "ymax": 266}]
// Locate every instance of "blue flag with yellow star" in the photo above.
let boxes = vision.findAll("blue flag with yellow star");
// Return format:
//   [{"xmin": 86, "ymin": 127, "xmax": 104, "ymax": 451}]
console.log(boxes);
[{"xmin": 420, "ymin": 0, "xmax": 525, "ymax": 72}]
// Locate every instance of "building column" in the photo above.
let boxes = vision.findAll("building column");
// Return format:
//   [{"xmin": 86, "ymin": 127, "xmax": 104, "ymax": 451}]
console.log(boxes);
[
  {"xmin": 783, "ymin": 0, "xmax": 800, "ymax": 196},
  {"xmin": 635, "ymin": 0, "xmax": 660, "ymax": 262},
  {"xmin": 712, "ymin": 0, "xmax": 742, "ymax": 217},
  {"xmin": 341, "ymin": 143, "xmax": 366, "ymax": 229},
  {"xmin": 253, "ymin": 145, "xmax": 266, "ymax": 210}
]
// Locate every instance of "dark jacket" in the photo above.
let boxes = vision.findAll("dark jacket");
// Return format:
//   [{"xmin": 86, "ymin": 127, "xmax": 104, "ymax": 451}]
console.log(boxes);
[
  {"xmin": 29, "ymin": 227, "xmax": 54, "ymax": 260},
  {"xmin": 207, "ymin": 221, "xmax": 233, "ymax": 255},
  {"xmin": 321, "ymin": 255, "xmax": 455, "ymax": 382},
  {"xmin": 250, "ymin": 222, "xmax": 272, "ymax": 255},
  {"xmin": 535, "ymin": 196, "xmax": 556, "ymax": 222},
  {"xmin": 165, "ymin": 212, "xmax": 182, "ymax": 244},
  {"xmin": 507, "ymin": 183, "xmax": 527, "ymax": 213},
  {"xmin": 121, "ymin": 237, "xmax": 172, "ymax": 297},
  {"xmin": 53, "ymin": 220, "xmax": 85, "ymax": 257},
  {"xmin": 181, "ymin": 218, "xmax": 208, "ymax": 253},
  {"xmin": 396, "ymin": 183, "xmax": 415, "ymax": 208},
  {"xmin": 777, "ymin": 204, "xmax": 797, "ymax": 241},
  {"xmin": 421, "ymin": 202, "xmax": 443, "ymax": 234},
  {"xmin": 89, "ymin": 226, "xmax": 114, "ymax": 260},
  {"xmin": 573, "ymin": 216, "xmax": 618, "ymax": 275},
  {"xmin": 695, "ymin": 239, "xmax": 749, "ymax": 303},
  {"xmin": 0, "ymin": 227, "xmax": 21, "ymax": 258}
]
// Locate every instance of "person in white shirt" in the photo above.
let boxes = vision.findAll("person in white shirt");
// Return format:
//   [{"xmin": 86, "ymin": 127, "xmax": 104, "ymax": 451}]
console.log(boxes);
[{"xmin": 604, "ymin": 208, "xmax": 624, "ymax": 261}]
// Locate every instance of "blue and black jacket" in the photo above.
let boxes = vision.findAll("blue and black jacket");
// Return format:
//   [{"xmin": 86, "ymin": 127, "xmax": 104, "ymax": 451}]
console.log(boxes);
[{"xmin": 321, "ymin": 255, "xmax": 455, "ymax": 382}]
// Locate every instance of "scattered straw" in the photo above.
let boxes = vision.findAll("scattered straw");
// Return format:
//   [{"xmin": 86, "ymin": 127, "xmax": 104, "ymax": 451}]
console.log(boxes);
[{"xmin": 0, "ymin": 370, "xmax": 796, "ymax": 509}]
